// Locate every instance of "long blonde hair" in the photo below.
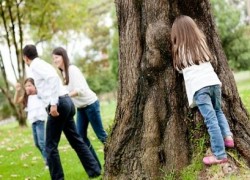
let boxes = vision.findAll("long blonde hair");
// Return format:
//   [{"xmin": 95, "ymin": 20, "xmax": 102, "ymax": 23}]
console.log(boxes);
[{"xmin": 171, "ymin": 15, "xmax": 213, "ymax": 70}]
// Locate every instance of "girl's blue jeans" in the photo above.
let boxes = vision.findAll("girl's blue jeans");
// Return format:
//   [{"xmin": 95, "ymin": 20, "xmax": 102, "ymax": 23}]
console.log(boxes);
[
  {"xmin": 32, "ymin": 120, "xmax": 46, "ymax": 161},
  {"xmin": 194, "ymin": 85, "xmax": 232, "ymax": 159}
]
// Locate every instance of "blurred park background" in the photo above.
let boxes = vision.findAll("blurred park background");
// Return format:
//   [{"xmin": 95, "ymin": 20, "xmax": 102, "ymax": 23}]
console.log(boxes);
[{"xmin": 0, "ymin": 0, "xmax": 250, "ymax": 179}]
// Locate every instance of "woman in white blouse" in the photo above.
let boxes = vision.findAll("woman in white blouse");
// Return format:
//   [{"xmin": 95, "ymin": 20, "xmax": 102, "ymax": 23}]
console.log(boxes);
[{"xmin": 52, "ymin": 47, "xmax": 107, "ymax": 168}]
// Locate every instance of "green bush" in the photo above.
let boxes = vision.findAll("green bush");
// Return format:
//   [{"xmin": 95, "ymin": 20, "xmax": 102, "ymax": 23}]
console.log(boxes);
[
  {"xmin": 211, "ymin": 0, "xmax": 250, "ymax": 71},
  {"xmin": 86, "ymin": 70, "xmax": 117, "ymax": 94},
  {"xmin": 0, "ymin": 103, "xmax": 12, "ymax": 120}
]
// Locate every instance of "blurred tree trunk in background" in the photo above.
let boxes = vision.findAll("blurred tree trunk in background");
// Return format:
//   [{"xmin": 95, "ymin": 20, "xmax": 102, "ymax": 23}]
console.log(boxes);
[
  {"xmin": 0, "ymin": 0, "xmax": 101, "ymax": 126},
  {"xmin": 247, "ymin": 0, "xmax": 250, "ymax": 24},
  {"xmin": 0, "ymin": 0, "xmax": 26, "ymax": 126},
  {"xmin": 104, "ymin": 0, "xmax": 250, "ymax": 179}
]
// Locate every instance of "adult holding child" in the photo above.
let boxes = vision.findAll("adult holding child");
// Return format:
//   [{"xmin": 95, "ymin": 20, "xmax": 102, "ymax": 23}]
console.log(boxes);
[
  {"xmin": 52, "ymin": 47, "xmax": 108, "ymax": 169},
  {"xmin": 22, "ymin": 44, "xmax": 101, "ymax": 179}
]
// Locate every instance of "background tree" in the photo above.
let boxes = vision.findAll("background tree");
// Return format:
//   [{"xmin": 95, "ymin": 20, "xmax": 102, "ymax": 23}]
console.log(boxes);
[
  {"xmin": 211, "ymin": 0, "xmax": 250, "ymax": 70},
  {"xmin": 75, "ymin": 0, "xmax": 118, "ymax": 94},
  {"xmin": 108, "ymin": 10, "xmax": 119, "ymax": 81},
  {"xmin": 0, "ymin": 0, "xmax": 27, "ymax": 126},
  {"xmin": 0, "ymin": 0, "xmax": 105, "ymax": 125},
  {"xmin": 104, "ymin": 0, "xmax": 250, "ymax": 179},
  {"xmin": 247, "ymin": 0, "xmax": 250, "ymax": 24},
  {"xmin": 0, "ymin": 68, "xmax": 15, "ymax": 120}
]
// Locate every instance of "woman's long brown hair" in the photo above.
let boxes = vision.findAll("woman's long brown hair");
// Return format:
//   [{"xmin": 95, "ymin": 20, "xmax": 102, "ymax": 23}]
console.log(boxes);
[
  {"xmin": 171, "ymin": 15, "xmax": 213, "ymax": 70},
  {"xmin": 52, "ymin": 47, "xmax": 70, "ymax": 85}
]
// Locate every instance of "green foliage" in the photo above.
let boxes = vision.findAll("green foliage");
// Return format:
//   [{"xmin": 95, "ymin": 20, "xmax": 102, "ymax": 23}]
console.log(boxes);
[
  {"xmin": 108, "ymin": 9, "xmax": 119, "ymax": 80},
  {"xmin": 163, "ymin": 169, "xmax": 176, "ymax": 180},
  {"xmin": 227, "ymin": 26, "xmax": 250, "ymax": 70},
  {"xmin": 235, "ymin": 71, "xmax": 250, "ymax": 112},
  {"xmin": 86, "ymin": 70, "xmax": 117, "ymax": 94},
  {"xmin": 75, "ymin": 51, "xmax": 117, "ymax": 94},
  {"xmin": 0, "ymin": 103, "xmax": 12, "ymax": 119},
  {"xmin": 73, "ymin": 0, "xmax": 118, "ymax": 94},
  {"xmin": 24, "ymin": 0, "xmax": 92, "ymax": 42},
  {"xmin": 109, "ymin": 32, "xmax": 119, "ymax": 80},
  {"xmin": 0, "ymin": 77, "xmax": 14, "ymax": 120},
  {"xmin": 180, "ymin": 138, "xmax": 205, "ymax": 180},
  {"xmin": 0, "ymin": 0, "xmax": 117, "ymax": 122},
  {"xmin": 211, "ymin": 0, "xmax": 250, "ymax": 70}
]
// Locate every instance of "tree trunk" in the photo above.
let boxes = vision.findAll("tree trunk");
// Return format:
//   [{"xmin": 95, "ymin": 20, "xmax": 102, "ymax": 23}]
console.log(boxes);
[
  {"xmin": 0, "ymin": 0, "xmax": 27, "ymax": 126},
  {"xmin": 104, "ymin": 0, "xmax": 250, "ymax": 179},
  {"xmin": 247, "ymin": 0, "xmax": 250, "ymax": 24},
  {"xmin": 15, "ymin": 105, "xmax": 27, "ymax": 127},
  {"xmin": 0, "ymin": 52, "xmax": 26, "ymax": 127},
  {"xmin": 0, "ymin": 86, "xmax": 27, "ymax": 127}
]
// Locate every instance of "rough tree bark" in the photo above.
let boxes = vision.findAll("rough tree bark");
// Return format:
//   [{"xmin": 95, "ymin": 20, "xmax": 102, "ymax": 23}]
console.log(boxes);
[{"xmin": 104, "ymin": 0, "xmax": 250, "ymax": 179}]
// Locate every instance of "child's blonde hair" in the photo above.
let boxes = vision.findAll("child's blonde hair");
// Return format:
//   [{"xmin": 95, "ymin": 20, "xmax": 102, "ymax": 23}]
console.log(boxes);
[{"xmin": 171, "ymin": 15, "xmax": 213, "ymax": 70}]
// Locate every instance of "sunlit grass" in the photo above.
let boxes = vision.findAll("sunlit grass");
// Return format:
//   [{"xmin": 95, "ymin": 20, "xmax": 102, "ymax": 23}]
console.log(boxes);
[
  {"xmin": 235, "ymin": 71, "xmax": 250, "ymax": 112},
  {"xmin": 0, "ymin": 100, "xmax": 116, "ymax": 180}
]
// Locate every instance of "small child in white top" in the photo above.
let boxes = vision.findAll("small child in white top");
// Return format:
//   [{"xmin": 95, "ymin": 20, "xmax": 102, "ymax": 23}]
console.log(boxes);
[
  {"xmin": 170, "ymin": 15, "xmax": 234, "ymax": 165},
  {"xmin": 14, "ymin": 78, "xmax": 47, "ymax": 166}
]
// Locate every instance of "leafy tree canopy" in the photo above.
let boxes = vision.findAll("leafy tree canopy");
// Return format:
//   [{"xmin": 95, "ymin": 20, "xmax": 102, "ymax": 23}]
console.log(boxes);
[{"xmin": 211, "ymin": 0, "xmax": 250, "ymax": 70}]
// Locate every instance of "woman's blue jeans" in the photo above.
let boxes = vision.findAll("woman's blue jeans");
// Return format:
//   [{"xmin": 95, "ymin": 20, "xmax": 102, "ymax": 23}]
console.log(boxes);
[
  {"xmin": 77, "ymin": 100, "xmax": 108, "ymax": 168},
  {"xmin": 32, "ymin": 120, "xmax": 46, "ymax": 161},
  {"xmin": 194, "ymin": 85, "xmax": 232, "ymax": 159}
]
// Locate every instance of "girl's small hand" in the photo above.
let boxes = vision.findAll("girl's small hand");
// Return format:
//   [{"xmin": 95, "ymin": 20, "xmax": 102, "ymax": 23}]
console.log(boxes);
[{"xmin": 15, "ymin": 83, "xmax": 22, "ymax": 91}]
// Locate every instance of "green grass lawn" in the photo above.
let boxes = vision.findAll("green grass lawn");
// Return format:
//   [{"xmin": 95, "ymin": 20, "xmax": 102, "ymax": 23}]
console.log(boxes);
[
  {"xmin": 0, "ymin": 100, "xmax": 116, "ymax": 180},
  {"xmin": 0, "ymin": 71, "xmax": 249, "ymax": 180},
  {"xmin": 235, "ymin": 71, "xmax": 250, "ymax": 112}
]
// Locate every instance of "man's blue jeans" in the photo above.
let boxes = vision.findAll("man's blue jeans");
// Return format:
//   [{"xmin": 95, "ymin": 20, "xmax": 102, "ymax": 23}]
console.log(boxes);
[
  {"xmin": 32, "ymin": 120, "xmax": 46, "ymax": 161},
  {"xmin": 194, "ymin": 85, "xmax": 232, "ymax": 159},
  {"xmin": 46, "ymin": 96, "xmax": 101, "ymax": 180},
  {"xmin": 77, "ymin": 100, "xmax": 108, "ymax": 168}
]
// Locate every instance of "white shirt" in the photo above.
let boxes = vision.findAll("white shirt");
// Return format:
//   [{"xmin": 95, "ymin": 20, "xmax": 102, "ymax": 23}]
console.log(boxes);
[
  {"xmin": 182, "ymin": 62, "xmax": 221, "ymax": 108},
  {"xmin": 29, "ymin": 57, "xmax": 68, "ymax": 106},
  {"xmin": 66, "ymin": 65, "xmax": 97, "ymax": 108},
  {"xmin": 25, "ymin": 95, "xmax": 47, "ymax": 124}
]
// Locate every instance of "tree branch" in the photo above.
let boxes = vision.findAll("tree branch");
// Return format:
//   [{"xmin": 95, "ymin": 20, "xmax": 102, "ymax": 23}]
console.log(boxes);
[
  {"xmin": 15, "ymin": 0, "xmax": 25, "ymax": 80},
  {"xmin": 0, "ymin": 51, "xmax": 9, "ymax": 90},
  {"xmin": 0, "ymin": 1, "xmax": 18, "ymax": 80},
  {"xmin": 7, "ymin": 0, "xmax": 20, "ymax": 81}
]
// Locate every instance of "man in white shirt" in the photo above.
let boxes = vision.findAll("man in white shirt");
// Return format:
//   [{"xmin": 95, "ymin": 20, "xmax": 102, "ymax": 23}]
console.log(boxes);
[{"xmin": 22, "ymin": 44, "xmax": 101, "ymax": 179}]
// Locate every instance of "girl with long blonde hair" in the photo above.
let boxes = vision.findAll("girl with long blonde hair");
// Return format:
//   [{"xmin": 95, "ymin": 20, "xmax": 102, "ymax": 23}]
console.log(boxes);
[{"xmin": 171, "ymin": 15, "xmax": 234, "ymax": 165}]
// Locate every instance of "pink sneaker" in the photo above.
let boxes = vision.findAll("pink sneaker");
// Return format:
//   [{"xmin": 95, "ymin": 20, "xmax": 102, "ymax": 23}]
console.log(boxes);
[
  {"xmin": 203, "ymin": 155, "xmax": 227, "ymax": 165},
  {"xmin": 224, "ymin": 139, "xmax": 234, "ymax": 148}
]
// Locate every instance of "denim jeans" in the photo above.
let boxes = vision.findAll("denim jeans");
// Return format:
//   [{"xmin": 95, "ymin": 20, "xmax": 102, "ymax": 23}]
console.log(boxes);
[
  {"xmin": 32, "ymin": 120, "xmax": 46, "ymax": 161},
  {"xmin": 46, "ymin": 96, "xmax": 101, "ymax": 180},
  {"xmin": 77, "ymin": 100, "xmax": 108, "ymax": 168},
  {"xmin": 194, "ymin": 85, "xmax": 232, "ymax": 159}
]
